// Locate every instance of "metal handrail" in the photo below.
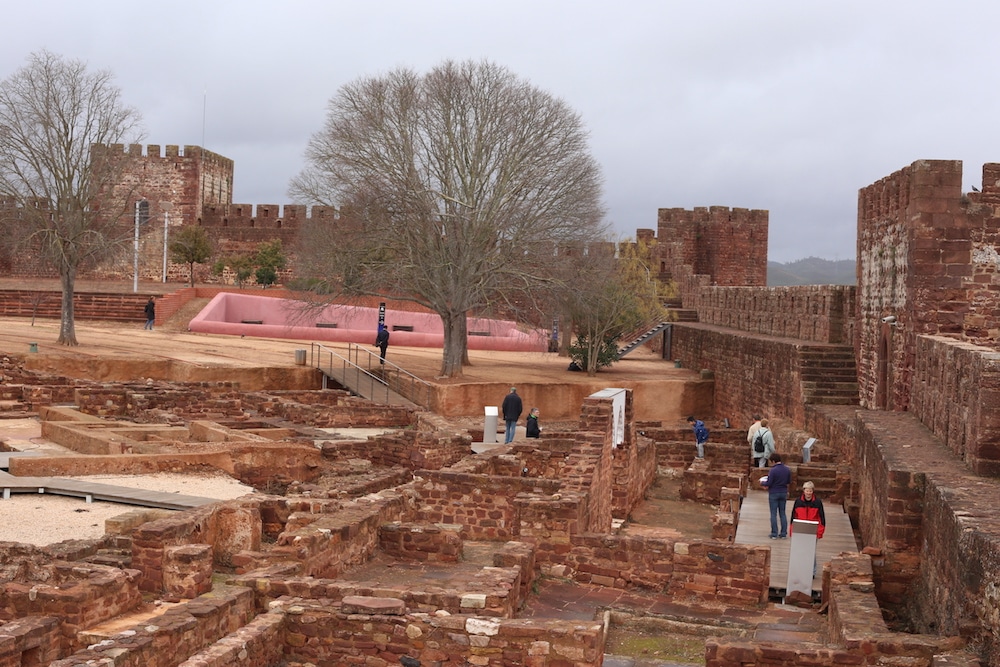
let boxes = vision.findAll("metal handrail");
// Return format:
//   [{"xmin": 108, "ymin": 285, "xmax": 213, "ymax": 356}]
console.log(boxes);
[
  {"xmin": 307, "ymin": 342, "xmax": 433, "ymax": 409},
  {"xmin": 309, "ymin": 342, "xmax": 391, "ymax": 405},
  {"xmin": 345, "ymin": 342, "xmax": 434, "ymax": 409}
]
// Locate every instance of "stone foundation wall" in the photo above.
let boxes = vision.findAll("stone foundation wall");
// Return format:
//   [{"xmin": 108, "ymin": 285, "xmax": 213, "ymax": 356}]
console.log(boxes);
[
  {"xmin": 378, "ymin": 522, "xmax": 463, "ymax": 563},
  {"xmin": 51, "ymin": 584, "xmax": 255, "ymax": 667},
  {"xmin": 243, "ymin": 390, "xmax": 416, "ymax": 428},
  {"xmin": 545, "ymin": 533, "xmax": 769, "ymax": 607},
  {"xmin": 322, "ymin": 430, "xmax": 472, "ymax": 471},
  {"xmin": 0, "ymin": 563, "xmax": 141, "ymax": 653},
  {"xmin": 176, "ymin": 611, "xmax": 285, "ymax": 667},
  {"xmin": 278, "ymin": 599, "xmax": 605, "ymax": 667}
]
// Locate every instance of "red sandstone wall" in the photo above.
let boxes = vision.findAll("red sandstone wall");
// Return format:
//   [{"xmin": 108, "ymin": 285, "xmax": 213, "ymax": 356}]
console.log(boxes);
[
  {"xmin": 671, "ymin": 323, "xmax": 807, "ymax": 425},
  {"xmin": 911, "ymin": 335, "xmax": 1000, "ymax": 476},
  {"xmin": 695, "ymin": 284, "xmax": 856, "ymax": 344},
  {"xmin": 655, "ymin": 206, "xmax": 768, "ymax": 287}
]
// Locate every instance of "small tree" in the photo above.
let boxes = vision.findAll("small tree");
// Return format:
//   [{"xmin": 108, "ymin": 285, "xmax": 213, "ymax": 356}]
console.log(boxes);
[
  {"xmin": 563, "ymin": 239, "xmax": 672, "ymax": 375},
  {"xmin": 253, "ymin": 239, "xmax": 286, "ymax": 288},
  {"xmin": 169, "ymin": 225, "xmax": 212, "ymax": 288},
  {"xmin": 213, "ymin": 254, "xmax": 254, "ymax": 288}
]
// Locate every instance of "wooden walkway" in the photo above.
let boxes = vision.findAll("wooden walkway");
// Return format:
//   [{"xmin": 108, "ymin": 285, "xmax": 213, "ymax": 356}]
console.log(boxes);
[
  {"xmin": 0, "ymin": 470, "xmax": 219, "ymax": 510},
  {"xmin": 735, "ymin": 489, "xmax": 857, "ymax": 592}
]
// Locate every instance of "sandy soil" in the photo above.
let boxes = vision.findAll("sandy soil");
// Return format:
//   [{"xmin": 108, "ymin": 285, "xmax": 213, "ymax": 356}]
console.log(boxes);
[{"xmin": 0, "ymin": 472, "xmax": 255, "ymax": 547}]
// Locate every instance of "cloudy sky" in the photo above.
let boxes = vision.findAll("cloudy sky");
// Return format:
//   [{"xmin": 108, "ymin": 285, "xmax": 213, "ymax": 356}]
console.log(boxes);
[{"xmin": 3, "ymin": 1, "xmax": 997, "ymax": 262}]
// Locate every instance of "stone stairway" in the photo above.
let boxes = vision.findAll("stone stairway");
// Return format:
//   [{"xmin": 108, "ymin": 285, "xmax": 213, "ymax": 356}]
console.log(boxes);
[{"xmin": 798, "ymin": 346, "xmax": 859, "ymax": 406}]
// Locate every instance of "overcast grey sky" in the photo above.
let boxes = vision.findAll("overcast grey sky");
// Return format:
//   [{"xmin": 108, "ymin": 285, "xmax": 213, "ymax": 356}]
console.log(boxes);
[{"xmin": 3, "ymin": 1, "xmax": 997, "ymax": 262}]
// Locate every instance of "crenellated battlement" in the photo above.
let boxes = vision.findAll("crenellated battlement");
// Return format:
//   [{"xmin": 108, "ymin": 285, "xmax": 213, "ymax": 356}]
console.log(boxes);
[
  {"xmin": 91, "ymin": 143, "xmax": 234, "ymax": 171},
  {"xmin": 200, "ymin": 203, "xmax": 342, "ymax": 229},
  {"xmin": 649, "ymin": 205, "xmax": 768, "ymax": 290}
]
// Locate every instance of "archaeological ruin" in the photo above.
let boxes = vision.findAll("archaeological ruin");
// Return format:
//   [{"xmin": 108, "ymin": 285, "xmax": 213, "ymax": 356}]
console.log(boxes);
[{"xmin": 0, "ymin": 150, "xmax": 998, "ymax": 666}]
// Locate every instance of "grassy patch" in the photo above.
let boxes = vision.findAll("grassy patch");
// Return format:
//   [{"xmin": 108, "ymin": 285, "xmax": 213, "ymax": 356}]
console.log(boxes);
[{"xmin": 605, "ymin": 626, "xmax": 705, "ymax": 665}]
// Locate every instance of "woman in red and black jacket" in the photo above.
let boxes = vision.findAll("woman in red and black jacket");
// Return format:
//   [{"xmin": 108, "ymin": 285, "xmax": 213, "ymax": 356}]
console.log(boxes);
[{"xmin": 791, "ymin": 481, "xmax": 826, "ymax": 539}]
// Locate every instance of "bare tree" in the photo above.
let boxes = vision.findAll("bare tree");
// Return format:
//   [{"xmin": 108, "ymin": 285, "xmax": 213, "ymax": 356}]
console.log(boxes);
[
  {"xmin": 0, "ymin": 51, "xmax": 143, "ymax": 345},
  {"xmin": 290, "ymin": 59, "xmax": 606, "ymax": 377}
]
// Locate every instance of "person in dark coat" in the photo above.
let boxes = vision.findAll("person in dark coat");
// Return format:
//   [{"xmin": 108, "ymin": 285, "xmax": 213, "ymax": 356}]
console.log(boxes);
[
  {"xmin": 143, "ymin": 297, "xmax": 156, "ymax": 330},
  {"xmin": 501, "ymin": 387, "xmax": 522, "ymax": 444},
  {"xmin": 761, "ymin": 453, "xmax": 792, "ymax": 539},
  {"xmin": 525, "ymin": 407, "xmax": 541, "ymax": 438},
  {"xmin": 375, "ymin": 326, "xmax": 390, "ymax": 364}
]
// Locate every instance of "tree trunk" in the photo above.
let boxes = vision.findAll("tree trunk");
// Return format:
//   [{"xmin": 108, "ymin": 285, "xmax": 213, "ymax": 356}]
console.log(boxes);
[
  {"xmin": 440, "ymin": 310, "xmax": 466, "ymax": 378},
  {"xmin": 189, "ymin": 262, "xmax": 195, "ymax": 288},
  {"xmin": 56, "ymin": 265, "xmax": 78, "ymax": 346}
]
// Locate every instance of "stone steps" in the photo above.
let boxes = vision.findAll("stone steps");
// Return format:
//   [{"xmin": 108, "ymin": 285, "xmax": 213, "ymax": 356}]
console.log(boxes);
[{"xmin": 799, "ymin": 346, "xmax": 858, "ymax": 406}]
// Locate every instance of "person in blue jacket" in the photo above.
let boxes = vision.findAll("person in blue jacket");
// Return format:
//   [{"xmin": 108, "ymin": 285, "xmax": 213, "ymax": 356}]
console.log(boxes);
[{"xmin": 687, "ymin": 415, "xmax": 709, "ymax": 459}]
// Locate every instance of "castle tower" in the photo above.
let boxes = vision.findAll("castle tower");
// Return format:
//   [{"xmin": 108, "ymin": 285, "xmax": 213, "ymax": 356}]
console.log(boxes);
[{"xmin": 856, "ymin": 159, "xmax": 1000, "ymax": 411}]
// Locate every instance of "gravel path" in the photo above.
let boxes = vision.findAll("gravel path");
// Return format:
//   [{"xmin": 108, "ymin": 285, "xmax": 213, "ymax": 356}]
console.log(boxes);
[{"xmin": 0, "ymin": 472, "xmax": 254, "ymax": 546}]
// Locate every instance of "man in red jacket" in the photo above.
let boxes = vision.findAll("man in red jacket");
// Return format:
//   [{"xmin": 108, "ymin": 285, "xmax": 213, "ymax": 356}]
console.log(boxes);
[
  {"xmin": 791, "ymin": 481, "xmax": 826, "ymax": 538},
  {"xmin": 792, "ymin": 481, "xmax": 826, "ymax": 577}
]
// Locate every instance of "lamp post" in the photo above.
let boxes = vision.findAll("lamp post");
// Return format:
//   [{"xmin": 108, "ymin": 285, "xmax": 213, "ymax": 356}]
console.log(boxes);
[
  {"xmin": 133, "ymin": 199, "xmax": 149, "ymax": 293},
  {"xmin": 160, "ymin": 202, "xmax": 173, "ymax": 283}
]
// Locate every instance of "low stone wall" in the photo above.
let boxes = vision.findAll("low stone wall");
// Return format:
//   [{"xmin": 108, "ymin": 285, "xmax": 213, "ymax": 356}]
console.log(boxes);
[
  {"xmin": 0, "ymin": 562, "xmax": 141, "ymax": 653},
  {"xmin": 230, "ymin": 493, "xmax": 407, "ymax": 579},
  {"xmin": 322, "ymin": 430, "xmax": 472, "ymax": 471},
  {"xmin": 243, "ymin": 389, "xmax": 416, "ymax": 428},
  {"xmin": 541, "ymin": 533, "xmax": 769, "ymax": 607},
  {"xmin": 278, "ymin": 598, "xmax": 606, "ymax": 667},
  {"xmin": 0, "ymin": 615, "xmax": 62, "ymax": 666},
  {"xmin": 412, "ymin": 471, "xmax": 560, "ymax": 541},
  {"xmin": 176, "ymin": 611, "xmax": 285, "ymax": 667},
  {"xmin": 378, "ymin": 522, "xmax": 463, "ymax": 563},
  {"xmin": 52, "ymin": 584, "xmax": 256, "ymax": 667},
  {"xmin": 75, "ymin": 383, "xmax": 246, "ymax": 419},
  {"xmin": 679, "ymin": 464, "xmax": 746, "ymax": 504}
]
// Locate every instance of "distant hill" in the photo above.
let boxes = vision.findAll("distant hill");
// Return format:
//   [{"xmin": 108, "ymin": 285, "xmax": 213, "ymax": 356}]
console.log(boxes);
[{"xmin": 767, "ymin": 257, "xmax": 856, "ymax": 286}]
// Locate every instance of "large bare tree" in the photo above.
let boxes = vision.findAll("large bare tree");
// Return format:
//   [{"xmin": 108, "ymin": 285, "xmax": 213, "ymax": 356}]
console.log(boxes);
[
  {"xmin": 0, "ymin": 50, "xmax": 143, "ymax": 345},
  {"xmin": 290, "ymin": 59, "xmax": 606, "ymax": 377}
]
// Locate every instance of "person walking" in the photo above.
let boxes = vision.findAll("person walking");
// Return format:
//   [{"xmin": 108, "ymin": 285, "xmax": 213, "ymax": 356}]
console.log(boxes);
[
  {"xmin": 375, "ymin": 326, "xmax": 390, "ymax": 364},
  {"xmin": 501, "ymin": 387, "xmax": 523, "ymax": 444},
  {"xmin": 143, "ymin": 296, "xmax": 156, "ymax": 330},
  {"xmin": 751, "ymin": 418, "xmax": 775, "ymax": 468},
  {"xmin": 686, "ymin": 415, "xmax": 709, "ymax": 459},
  {"xmin": 760, "ymin": 452, "xmax": 792, "ymax": 539},
  {"xmin": 747, "ymin": 414, "xmax": 762, "ymax": 461},
  {"xmin": 525, "ymin": 407, "xmax": 541, "ymax": 438}
]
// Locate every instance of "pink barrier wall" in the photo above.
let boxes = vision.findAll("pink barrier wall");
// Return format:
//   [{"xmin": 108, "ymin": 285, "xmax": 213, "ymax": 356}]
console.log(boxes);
[{"xmin": 188, "ymin": 293, "xmax": 548, "ymax": 352}]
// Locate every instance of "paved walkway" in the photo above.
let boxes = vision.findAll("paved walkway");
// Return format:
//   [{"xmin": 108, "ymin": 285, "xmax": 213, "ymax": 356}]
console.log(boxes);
[
  {"xmin": 0, "ymin": 470, "xmax": 219, "ymax": 510},
  {"xmin": 735, "ymin": 489, "xmax": 857, "ymax": 591}
]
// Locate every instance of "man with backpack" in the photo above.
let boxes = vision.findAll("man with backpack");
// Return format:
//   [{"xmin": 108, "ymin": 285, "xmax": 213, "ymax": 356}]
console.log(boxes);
[
  {"xmin": 751, "ymin": 418, "xmax": 775, "ymax": 468},
  {"xmin": 686, "ymin": 415, "xmax": 709, "ymax": 459}
]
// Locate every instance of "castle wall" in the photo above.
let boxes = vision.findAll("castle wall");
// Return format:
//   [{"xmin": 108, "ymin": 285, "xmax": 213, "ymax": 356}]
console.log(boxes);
[
  {"xmin": 670, "ymin": 323, "xmax": 807, "ymax": 426},
  {"xmin": 856, "ymin": 159, "xmax": 1000, "ymax": 412}
]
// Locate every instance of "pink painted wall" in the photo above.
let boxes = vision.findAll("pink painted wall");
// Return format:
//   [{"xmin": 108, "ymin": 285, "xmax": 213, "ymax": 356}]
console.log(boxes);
[{"xmin": 188, "ymin": 293, "xmax": 548, "ymax": 352}]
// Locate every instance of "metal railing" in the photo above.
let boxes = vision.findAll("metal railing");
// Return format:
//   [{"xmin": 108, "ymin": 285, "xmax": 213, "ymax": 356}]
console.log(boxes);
[{"xmin": 308, "ymin": 342, "xmax": 433, "ymax": 409}]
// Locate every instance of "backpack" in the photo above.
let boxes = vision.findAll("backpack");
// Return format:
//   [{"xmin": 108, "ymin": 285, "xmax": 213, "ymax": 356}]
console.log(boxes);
[{"xmin": 753, "ymin": 429, "xmax": 767, "ymax": 454}]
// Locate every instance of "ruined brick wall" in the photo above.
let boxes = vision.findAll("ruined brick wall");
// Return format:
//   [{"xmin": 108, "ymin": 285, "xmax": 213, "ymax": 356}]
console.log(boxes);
[
  {"xmin": 378, "ymin": 523, "xmax": 463, "ymax": 563},
  {"xmin": 279, "ymin": 601, "xmax": 605, "ymax": 667},
  {"xmin": 694, "ymin": 284, "xmax": 856, "ymax": 344},
  {"xmin": 411, "ymin": 471, "xmax": 558, "ymax": 541},
  {"xmin": 49, "ymin": 585, "xmax": 255, "ymax": 667},
  {"xmin": 242, "ymin": 390, "xmax": 416, "ymax": 429},
  {"xmin": 547, "ymin": 533, "xmax": 769, "ymax": 607},
  {"xmin": 320, "ymin": 430, "xmax": 470, "ymax": 471},
  {"xmin": 910, "ymin": 335, "xmax": 1000, "ymax": 476}
]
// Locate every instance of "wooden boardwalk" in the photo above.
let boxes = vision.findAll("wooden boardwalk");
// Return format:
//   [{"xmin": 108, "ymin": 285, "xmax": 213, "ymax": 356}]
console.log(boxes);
[
  {"xmin": 0, "ymin": 470, "xmax": 219, "ymax": 510},
  {"xmin": 735, "ymin": 489, "xmax": 857, "ymax": 592}
]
